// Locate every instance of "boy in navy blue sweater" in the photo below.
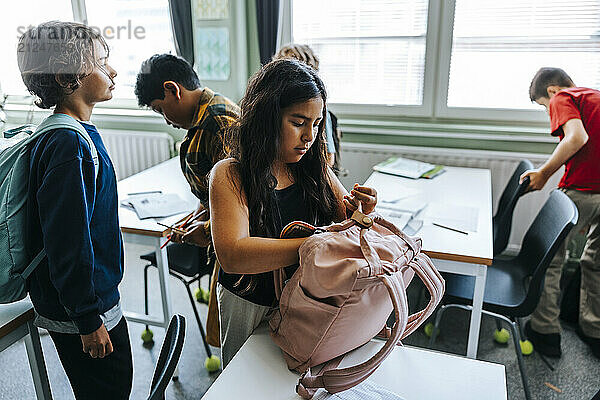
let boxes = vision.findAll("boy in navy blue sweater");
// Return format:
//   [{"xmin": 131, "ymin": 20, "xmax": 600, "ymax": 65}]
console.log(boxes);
[{"xmin": 18, "ymin": 22, "xmax": 132, "ymax": 399}]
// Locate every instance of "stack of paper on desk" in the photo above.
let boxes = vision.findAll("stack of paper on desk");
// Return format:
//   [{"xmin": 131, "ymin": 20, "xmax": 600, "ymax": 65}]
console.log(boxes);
[
  {"xmin": 373, "ymin": 156, "xmax": 445, "ymax": 180},
  {"xmin": 377, "ymin": 196, "xmax": 428, "ymax": 235},
  {"xmin": 373, "ymin": 157, "xmax": 435, "ymax": 179},
  {"xmin": 121, "ymin": 192, "xmax": 195, "ymax": 219}
]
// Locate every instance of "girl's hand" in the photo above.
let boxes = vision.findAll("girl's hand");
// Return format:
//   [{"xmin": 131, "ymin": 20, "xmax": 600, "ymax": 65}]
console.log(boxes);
[
  {"xmin": 343, "ymin": 193, "xmax": 359, "ymax": 217},
  {"xmin": 344, "ymin": 184, "xmax": 378, "ymax": 216}
]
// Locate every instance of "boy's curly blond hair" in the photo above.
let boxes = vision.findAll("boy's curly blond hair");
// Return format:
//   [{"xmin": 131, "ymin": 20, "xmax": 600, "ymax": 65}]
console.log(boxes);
[
  {"xmin": 17, "ymin": 21, "xmax": 109, "ymax": 109},
  {"xmin": 273, "ymin": 43, "xmax": 319, "ymax": 71}
]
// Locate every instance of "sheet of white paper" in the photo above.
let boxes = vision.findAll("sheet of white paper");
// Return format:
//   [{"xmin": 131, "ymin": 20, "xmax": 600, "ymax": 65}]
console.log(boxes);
[
  {"xmin": 313, "ymin": 380, "xmax": 405, "ymax": 400},
  {"xmin": 377, "ymin": 187, "xmax": 420, "ymax": 204},
  {"xmin": 124, "ymin": 193, "xmax": 195, "ymax": 219},
  {"xmin": 424, "ymin": 202, "xmax": 479, "ymax": 232},
  {"xmin": 377, "ymin": 196, "xmax": 428, "ymax": 215}
]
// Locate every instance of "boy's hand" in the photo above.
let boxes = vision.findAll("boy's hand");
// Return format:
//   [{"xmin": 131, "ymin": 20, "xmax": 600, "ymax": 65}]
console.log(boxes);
[
  {"xmin": 81, "ymin": 323, "xmax": 113, "ymax": 359},
  {"xmin": 180, "ymin": 207, "xmax": 209, "ymax": 230},
  {"xmin": 177, "ymin": 220, "xmax": 211, "ymax": 247},
  {"xmin": 520, "ymin": 169, "xmax": 549, "ymax": 192},
  {"xmin": 344, "ymin": 184, "xmax": 378, "ymax": 216}
]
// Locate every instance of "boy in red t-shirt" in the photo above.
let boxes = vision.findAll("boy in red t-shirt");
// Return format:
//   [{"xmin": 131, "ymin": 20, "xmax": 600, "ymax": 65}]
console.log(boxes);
[{"xmin": 521, "ymin": 67, "xmax": 600, "ymax": 359}]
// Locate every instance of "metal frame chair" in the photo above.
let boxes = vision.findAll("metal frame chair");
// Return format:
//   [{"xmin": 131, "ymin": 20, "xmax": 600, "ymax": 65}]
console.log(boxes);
[
  {"xmin": 429, "ymin": 190, "xmax": 578, "ymax": 400},
  {"xmin": 141, "ymin": 243, "xmax": 217, "ymax": 370}
]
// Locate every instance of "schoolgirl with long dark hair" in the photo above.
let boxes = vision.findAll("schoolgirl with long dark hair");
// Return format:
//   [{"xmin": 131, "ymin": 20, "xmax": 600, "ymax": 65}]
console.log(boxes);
[{"xmin": 202, "ymin": 59, "xmax": 378, "ymax": 366}]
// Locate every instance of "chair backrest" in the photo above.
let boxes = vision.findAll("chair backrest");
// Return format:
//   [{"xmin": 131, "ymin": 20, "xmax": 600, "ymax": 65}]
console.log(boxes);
[
  {"xmin": 516, "ymin": 190, "xmax": 578, "ymax": 315},
  {"xmin": 493, "ymin": 159, "xmax": 534, "ymax": 255},
  {"xmin": 147, "ymin": 314, "xmax": 186, "ymax": 400}
]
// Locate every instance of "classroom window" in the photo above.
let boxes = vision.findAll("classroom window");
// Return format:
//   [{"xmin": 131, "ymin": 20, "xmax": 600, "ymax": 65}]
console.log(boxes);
[
  {"xmin": 447, "ymin": 0, "xmax": 600, "ymax": 110},
  {"xmin": 85, "ymin": 0, "xmax": 175, "ymax": 100},
  {"xmin": 291, "ymin": 0, "xmax": 430, "ymax": 106},
  {"xmin": 0, "ymin": 0, "xmax": 174, "ymax": 101},
  {"xmin": 0, "ymin": 0, "xmax": 73, "ymax": 97}
]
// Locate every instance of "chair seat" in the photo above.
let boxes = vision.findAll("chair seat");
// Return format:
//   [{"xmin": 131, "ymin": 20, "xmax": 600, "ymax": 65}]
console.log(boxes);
[
  {"xmin": 141, "ymin": 242, "xmax": 210, "ymax": 277},
  {"xmin": 443, "ymin": 257, "xmax": 530, "ymax": 316}
]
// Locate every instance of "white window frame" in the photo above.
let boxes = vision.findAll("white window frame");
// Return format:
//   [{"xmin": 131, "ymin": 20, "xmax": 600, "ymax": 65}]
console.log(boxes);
[{"xmin": 284, "ymin": 0, "xmax": 555, "ymax": 123}]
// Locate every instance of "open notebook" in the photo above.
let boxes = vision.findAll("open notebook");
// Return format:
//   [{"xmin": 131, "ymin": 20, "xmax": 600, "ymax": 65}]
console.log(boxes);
[
  {"xmin": 314, "ymin": 380, "xmax": 405, "ymax": 400},
  {"xmin": 120, "ymin": 192, "xmax": 195, "ymax": 219}
]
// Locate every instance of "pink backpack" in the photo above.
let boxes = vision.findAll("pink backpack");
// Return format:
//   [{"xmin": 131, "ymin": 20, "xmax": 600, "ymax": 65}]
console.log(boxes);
[{"xmin": 269, "ymin": 211, "xmax": 445, "ymax": 399}]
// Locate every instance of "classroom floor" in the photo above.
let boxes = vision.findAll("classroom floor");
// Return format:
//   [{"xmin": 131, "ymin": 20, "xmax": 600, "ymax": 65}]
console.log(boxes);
[{"xmin": 1, "ymin": 242, "xmax": 599, "ymax": 400}]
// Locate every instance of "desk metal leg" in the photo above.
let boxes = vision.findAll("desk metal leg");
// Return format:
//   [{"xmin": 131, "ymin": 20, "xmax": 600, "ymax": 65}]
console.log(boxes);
[
  {"xmin": 24, "ymin": 321, "xmax": 52, "ymax": 400},
  {"xmin": 433, "ymin": 259, "xmax": 488, "ymax": 359},
  {"xmin": 466, "ymin": 264, "xmax": 487, "ymax": 359},
  {"xmin": 155, "ymin": 236, "xmax": 174, "ymax": 330},
  {"xmin": 124, "ymin": 235, "xmax": 174, "ymax": 329},
  {"xmin": 154, "ymin": 237, "xmax": 178, "ymax": 378}
]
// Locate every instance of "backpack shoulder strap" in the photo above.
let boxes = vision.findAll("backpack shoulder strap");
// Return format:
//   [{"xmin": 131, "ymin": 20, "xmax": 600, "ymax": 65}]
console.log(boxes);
[
  {"xmin": 21, "ymin": 249, "xmax": 47, "ymax": 279},
  {"xmin": 21, "ymin": 114, "xmax": 100, "ymax": 279},
  {"xmin": 34, "ymin": 114, "xmax": 99, "ymax": 181}
]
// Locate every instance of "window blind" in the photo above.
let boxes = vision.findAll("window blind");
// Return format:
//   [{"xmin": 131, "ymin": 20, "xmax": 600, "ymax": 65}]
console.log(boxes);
[
  {"xmin": 448, "ymin": 0, "xmax": 600, "ymax": 109},
  {"xmin": 292, "ymin": 0, "xmax": 429, "ymax": 105}
]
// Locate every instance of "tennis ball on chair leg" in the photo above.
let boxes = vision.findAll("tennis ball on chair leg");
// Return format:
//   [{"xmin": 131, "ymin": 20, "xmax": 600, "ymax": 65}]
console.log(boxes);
[
  {"xmin": 205, "ymin": 355, "xmax": 221, "ymax": 372},
  {"xmin": 520, "ymin": 340, "xmax": 534, "ymax": 356},
  {"xmin": 493, "ymin": 328, "xmax": 510, "ymax": 344},
  {"xmin": 195, "ymin": 288, "xmax": 210, "ymax": 304},
  {"xmin": 424, "ymin": 323, "xmax": 435, "ymax": 338},
  {"xmin": 141, "ymin": 328, "xmax": 154, "ymax": 344}
]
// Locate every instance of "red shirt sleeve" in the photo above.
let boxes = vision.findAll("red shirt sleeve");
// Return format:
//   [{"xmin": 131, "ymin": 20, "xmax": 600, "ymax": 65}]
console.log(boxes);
[{"xmin": 549, "ymin": 92, "xmax": 581, "ymax": 137}]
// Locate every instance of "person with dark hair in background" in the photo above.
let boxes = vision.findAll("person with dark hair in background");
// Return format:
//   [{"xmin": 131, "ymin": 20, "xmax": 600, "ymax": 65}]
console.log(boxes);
[
  {"xmin": 135, "ymin": 54, "xmax": 240, "ymax": 351},
  {"xmin": 135, "ymin": 54, "xmax": 239, "ymax": 241},
  {"xmin": 205, "ymin": 59, "xmax": 378, "ymax": 366},
  {"xmin": 522, "ymin": 67, "xmax": 600, "ymax": 359},
  {"xmin": 18, "ymin": 21, "xmax": 132, "ymax": 399}
]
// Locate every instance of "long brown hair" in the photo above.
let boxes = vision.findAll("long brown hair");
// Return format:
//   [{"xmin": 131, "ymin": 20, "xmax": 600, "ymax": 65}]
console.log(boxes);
[{"xmin": 228, "ymin": 59, "xmax": 338, "ymax": 294}]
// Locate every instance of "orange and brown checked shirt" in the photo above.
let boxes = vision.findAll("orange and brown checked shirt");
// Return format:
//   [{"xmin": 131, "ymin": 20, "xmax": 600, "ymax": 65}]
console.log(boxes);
[{"xmin": 179, "ymin": 87, "xmax": 240, "ymax": 205}]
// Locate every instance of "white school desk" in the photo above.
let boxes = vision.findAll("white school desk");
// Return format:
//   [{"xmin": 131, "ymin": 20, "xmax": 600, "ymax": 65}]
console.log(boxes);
[
  {"xmin": 365, "ymin": 167, "xmax": 493, "ymax": 359},
  {"xmin": 118, "ymin": 157, "xmax": 198, "ymax": 332},
  {"xmin": 0, "ymin": 299, "xmax": 52, "ymax": 399},
  {"xmin": 201, "ymin": 327, "xmax": 507, "ymax": 400}
]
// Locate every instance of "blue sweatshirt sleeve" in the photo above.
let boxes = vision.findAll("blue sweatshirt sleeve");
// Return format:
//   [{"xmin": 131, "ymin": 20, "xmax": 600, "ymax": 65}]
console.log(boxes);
[{"xmin": 35, "ymin": 130, "xmax": 102, "ymax": 335}]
